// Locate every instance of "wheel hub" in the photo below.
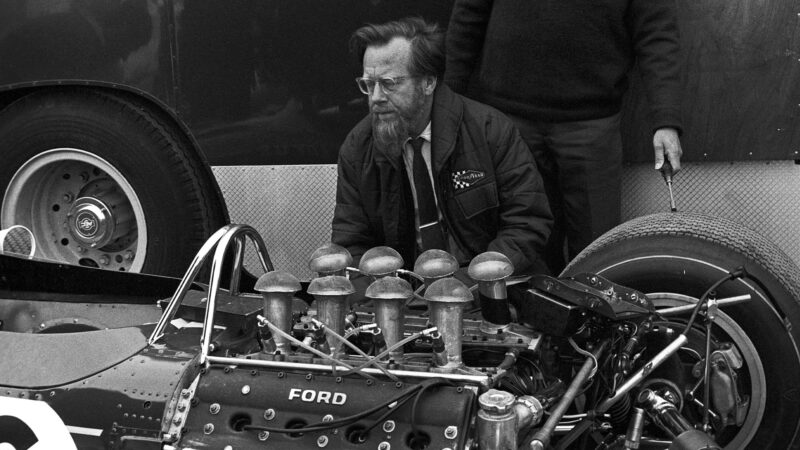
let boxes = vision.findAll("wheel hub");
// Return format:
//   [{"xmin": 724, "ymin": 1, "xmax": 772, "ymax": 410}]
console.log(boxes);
[{"xmin": 68, "ymin": 197, "xmax": 115, "ymax": 248}]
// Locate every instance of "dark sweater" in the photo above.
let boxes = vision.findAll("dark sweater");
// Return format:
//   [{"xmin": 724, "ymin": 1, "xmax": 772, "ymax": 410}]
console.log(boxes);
[{"xmin": 445, "ymin": 0, "xmax": 682, "ymax": 134}]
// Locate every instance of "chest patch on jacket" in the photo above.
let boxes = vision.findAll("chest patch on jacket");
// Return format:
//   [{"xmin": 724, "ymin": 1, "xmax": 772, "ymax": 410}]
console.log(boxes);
[{"xmin": 452, "ymin": 170, "xmax": 485, "ymax": 190}]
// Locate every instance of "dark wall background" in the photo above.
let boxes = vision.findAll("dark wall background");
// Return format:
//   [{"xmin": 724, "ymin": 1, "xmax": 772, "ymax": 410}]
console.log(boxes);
[{"xmin": 622, "ymin": 0, "xmax": 800, "ymax": 162}]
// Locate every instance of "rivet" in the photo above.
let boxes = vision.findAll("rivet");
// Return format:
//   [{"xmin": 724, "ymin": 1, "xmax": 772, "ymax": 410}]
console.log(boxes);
[
  {"xmin": 203, "ymin": 423, "xmax": 214, "ymax": 434},
  {"xmin": 241, "ymin": 385, "xmax": 251, "ymax": 395},
  {"xmin": 382, "ymin": 420, "xmax": 396, "ymax": 433}
]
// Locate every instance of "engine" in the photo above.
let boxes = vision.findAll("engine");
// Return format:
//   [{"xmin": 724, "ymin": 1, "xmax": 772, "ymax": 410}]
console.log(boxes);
[{"xmin": 167, "ymin": 229, "xmax": 746, "ymax": 450}]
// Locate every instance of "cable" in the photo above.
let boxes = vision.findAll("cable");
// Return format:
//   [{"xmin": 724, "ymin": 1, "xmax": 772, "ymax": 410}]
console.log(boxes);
[
  {"xmin": 568, "ymin": 337, "xmax": 598, "ymax": 380},
  {"xmin": 260, "ymin": 318, "xmax": 376, "ymax": 382},
  {"xmin": 314, "ymin": 319, "xmax": 400, "ymax": 382}
]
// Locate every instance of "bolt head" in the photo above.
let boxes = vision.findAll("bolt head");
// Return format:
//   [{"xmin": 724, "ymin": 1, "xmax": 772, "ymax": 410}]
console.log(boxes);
[
  {"xmin": 444, "ymin": 426, "xmax": 458, "ymax": 439},
  {"xmin": 209, "ymin": 403, "xmax": 220, "ymax": 415},
  {"xmin": 203, "ymin": 423, "xmax": 214, "ymax": 434}
]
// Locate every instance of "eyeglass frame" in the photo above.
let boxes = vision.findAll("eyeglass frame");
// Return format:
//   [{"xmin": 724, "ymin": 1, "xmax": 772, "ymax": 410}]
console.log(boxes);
[{"xmin": 355, "ymin": 75, "xmax": 417, "ymax": 95}]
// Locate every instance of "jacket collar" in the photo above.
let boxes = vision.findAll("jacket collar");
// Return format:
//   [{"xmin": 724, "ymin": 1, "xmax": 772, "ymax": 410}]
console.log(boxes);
[{"xmin": 430, "ymin": 84, "xmax": 464, "ymax": 175}]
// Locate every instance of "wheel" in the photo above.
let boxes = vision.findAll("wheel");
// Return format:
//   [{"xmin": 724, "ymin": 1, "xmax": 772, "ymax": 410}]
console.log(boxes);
[
  {"xmin": 0, "ymin": 89, "xmax": 226, "ymax": 276},
  {"xmin": 562, "ymin": 212, "xmax": 800, "ymax": 449}
]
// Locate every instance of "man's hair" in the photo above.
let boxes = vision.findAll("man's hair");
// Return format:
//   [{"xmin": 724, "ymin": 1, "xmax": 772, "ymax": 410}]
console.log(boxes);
[{"xmin": 350, "ymin": 17, "xmax": 445, "ymax": 78}]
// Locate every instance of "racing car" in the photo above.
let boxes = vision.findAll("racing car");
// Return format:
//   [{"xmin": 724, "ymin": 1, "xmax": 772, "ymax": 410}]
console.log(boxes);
[{"xmin": 1, "ymin": 211, "xmax": 799, "ymax": 449}]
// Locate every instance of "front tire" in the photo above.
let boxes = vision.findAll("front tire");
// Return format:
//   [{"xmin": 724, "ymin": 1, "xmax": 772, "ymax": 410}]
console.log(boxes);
[
  {"xmin": 0, "ymin": 89, "xmax": 226, "ymax": 276},
  {"xmin": 563, "ymin": 212, "xmax": 800, "ymax": 449}
]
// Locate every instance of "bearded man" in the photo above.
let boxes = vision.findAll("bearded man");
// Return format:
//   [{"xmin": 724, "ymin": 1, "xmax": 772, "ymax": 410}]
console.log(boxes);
[{"xmin": 332, "ymin": 17, "xmax": 552, "ymax": 276}]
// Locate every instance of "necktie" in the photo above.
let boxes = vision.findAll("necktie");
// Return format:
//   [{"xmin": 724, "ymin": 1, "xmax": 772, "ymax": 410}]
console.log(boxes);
[{"xmin": 410, "ymin": 137, "xmax": 446, "ymax": 251}]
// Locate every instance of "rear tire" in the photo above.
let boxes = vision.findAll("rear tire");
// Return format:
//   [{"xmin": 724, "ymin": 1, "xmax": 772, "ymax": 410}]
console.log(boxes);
[
  {"xmin": 563, "ymin": 212, "xmax": 800, "ymax": 449},
  {"xmin": 0, "ymin": 89, "xmax": 226, "ymax": 276}
]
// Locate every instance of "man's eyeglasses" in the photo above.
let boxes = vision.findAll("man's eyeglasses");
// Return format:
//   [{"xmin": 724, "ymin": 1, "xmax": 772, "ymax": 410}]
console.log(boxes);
[{"xmin": 355, "ymin": 76, "xmax": 414, "ymax": 95}]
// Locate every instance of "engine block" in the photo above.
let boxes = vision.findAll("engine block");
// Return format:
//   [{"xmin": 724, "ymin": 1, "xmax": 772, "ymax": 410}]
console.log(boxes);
[{"xmin": 181, "ymin": 366, "xmax": 475, "ymax": 449}]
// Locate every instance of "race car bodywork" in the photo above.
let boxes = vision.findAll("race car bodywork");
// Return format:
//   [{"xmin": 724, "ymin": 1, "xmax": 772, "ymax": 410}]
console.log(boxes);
[{"xmin": 2, "ymin": 212, "xmax": 800, "ymax": 449}]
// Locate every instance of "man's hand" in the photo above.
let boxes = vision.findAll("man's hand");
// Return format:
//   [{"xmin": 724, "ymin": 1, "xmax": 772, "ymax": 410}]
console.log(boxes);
[{"xmin": 653, "ymin": 127, "xmax": 683, "ymax": 174}]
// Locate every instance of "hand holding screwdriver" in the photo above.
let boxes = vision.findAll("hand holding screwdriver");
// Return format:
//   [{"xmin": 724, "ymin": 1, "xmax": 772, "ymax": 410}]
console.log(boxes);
[{"xmin": 653, "ymin": 127, "xmax": 682, "ymax": 213}]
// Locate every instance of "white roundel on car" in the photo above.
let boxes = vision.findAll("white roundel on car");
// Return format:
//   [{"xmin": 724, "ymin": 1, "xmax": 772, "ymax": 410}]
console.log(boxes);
[{"xmin": 0, "ymin": 396, "xmax": 77, "ymax": 450}]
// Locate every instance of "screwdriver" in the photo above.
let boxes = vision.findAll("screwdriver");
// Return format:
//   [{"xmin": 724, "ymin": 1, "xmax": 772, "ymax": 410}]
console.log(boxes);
[{"xmin": 660, "ymin": 160, "xmax": 677, "ymax": 212}]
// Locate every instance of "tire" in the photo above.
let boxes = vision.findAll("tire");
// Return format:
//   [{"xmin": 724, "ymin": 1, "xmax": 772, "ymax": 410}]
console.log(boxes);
[
  {"xmin": 563, "ymin": 212, "xmax": 800, "ymax": 449},
  {"xmin": 0, "ymin": 89, "xmax": 226, "ymax": 277}
]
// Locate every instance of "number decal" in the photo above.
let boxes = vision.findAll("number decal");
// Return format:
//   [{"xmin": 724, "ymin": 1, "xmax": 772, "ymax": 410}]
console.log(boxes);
[{"xmin": 0, "ymin": 397, "xmax": 77, "ymax": 449}]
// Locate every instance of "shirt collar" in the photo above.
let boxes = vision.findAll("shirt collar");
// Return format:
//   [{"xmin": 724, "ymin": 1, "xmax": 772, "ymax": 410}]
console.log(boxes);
[{"xmin": 412, "ymin": 122, "xmax": 432, "ymax": 143}]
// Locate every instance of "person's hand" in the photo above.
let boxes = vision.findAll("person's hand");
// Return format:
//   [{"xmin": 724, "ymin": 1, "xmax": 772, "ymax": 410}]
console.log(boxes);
[{"xmin": 653, "ymin": 127, "xmax": 683, "ymax": 175}]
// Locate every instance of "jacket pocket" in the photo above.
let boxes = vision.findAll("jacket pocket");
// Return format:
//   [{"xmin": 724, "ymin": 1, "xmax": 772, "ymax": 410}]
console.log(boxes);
[{"xmin": 453, "ymin": 182, "xmax": 498, "ymax": 219}]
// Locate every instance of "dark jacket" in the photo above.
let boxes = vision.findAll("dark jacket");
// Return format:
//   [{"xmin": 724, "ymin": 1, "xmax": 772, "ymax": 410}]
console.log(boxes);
[
  {"xmin": 331, "ymin": 85, "xmax": 552, "ymax": 275},
  {"xmin": 445, "ymin": 0, "xmax": 682, "ymax": 134}
]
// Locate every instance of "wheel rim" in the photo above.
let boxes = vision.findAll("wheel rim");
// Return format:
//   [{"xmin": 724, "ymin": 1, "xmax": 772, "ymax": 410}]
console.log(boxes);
[
  {"xmin": 1, "ymin": 148, "xmax": 147, "ymax": 272},
  {"xmin": 648, "ymin": 293, "xmax": 766, "ymax": 449}
]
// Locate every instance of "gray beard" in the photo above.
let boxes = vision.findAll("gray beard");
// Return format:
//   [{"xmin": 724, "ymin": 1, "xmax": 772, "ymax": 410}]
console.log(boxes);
[{"xmin": 372, "ymin": 115, "xmax": 409, "ymax": 151}]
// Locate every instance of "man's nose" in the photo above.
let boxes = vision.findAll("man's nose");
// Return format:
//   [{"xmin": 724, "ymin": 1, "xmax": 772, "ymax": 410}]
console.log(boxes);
[{"xmin": 369, "ymin": 84, "xmax": 387, "ymax": 102}]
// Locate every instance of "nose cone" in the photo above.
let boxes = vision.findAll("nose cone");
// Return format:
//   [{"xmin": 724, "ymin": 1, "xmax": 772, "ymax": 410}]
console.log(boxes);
[
  {"xmin": 307, "ymin": 275, "xmax": 355, "ymax": 297},
  {"xmin": 468, "ymin": 251, "xmax": 513, "ymax": 282},
  {"xmin": 414, "ymin": 249, "xmax": 458, "ymax": 280},
  {"xmin": 424, "ymin": 277, "xmax": 472, "ymax": 304},
  {"xmin": 366, "ymin": 276, "xmax": 413, "ymax": 300},
  {"xmin": 359, "ymin": 246, "xmax": 404, "ymax": 277},
  {"xmin": 309, "ymin": 243, "xmax": 353, "ymax": 274},
  {"xmin": 254, "ymin": 270, "xmax": 301, "ymax": 293}
]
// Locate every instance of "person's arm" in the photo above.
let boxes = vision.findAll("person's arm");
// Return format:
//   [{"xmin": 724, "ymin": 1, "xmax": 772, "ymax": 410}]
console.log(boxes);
[
  {"xmin": 486, "ymin": 116, "xmax": 553, "ymax": 275},
  {"xmin": 331, "ymin": 137, "xmax": 373, "ymax": 263},
  {"xmin": 630, "ymin": 0, "xmax": 684, "ymax": 173},
  {"xmin": 444, "ymin": 0, "xmax": 494, "ymax": 94}
]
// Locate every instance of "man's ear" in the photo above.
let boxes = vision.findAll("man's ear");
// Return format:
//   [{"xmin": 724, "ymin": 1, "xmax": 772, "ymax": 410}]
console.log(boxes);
[{"xmin": 423, "ymin": 76, "xmax": 437, "ymax": 95}]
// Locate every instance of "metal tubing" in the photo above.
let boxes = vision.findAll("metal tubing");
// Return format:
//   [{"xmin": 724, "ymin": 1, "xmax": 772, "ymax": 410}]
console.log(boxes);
[
  {"xmin": 600, "ymin": 334, "xmax": 688, "ymax": 410},
  {"xmin": 656, "ymin": 294, "xmax": 750, "ymax": 316},
  {"xmin": 148, "ymin": 225, "xmax": 230, "ymax": 344},
  {"xmin": 529, "ymin": 341, "xmax": 608, "ymax": 450},
  {"xmin": 373, "ymin": 298, "xmax": 404, "ymax": 361},
  {"xmin": 428, "ymin": 302, "xmax": 467, "ymax": 368},
  {"xmin": 262, "ymin": 292, "xmax": 295, "ymax": 355},
  {"xmin": 315, "ymin": 295, "xmax": 349, "ymax": 356},
  {"xmin": 554, "ymin": 334, "xmax": 689, "ymax": 450},
  {"xmin": 205, "ymin": 355, "xmax": 491, "ymax": 385}
]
